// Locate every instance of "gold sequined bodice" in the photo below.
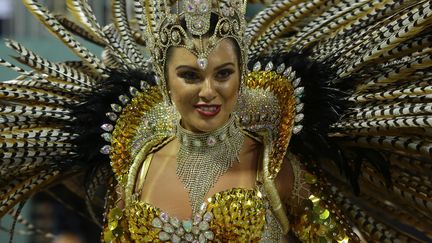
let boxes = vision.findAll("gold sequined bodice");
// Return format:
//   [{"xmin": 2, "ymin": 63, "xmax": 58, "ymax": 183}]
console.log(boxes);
[
  {"xmin": 127, "ymin": 188, "xmax": 266, "ymax": 242},
  {"xmin": 103, "ymin": 149, "xmax": 354, "ymax": 243},
  {"xmin": 105, "ymin": 186, "xmax": 284, "ymax": 242}
]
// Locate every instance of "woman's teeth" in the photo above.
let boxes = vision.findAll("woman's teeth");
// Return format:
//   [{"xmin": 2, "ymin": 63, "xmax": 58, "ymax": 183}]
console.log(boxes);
[{"xmin": 199, "ymin": 106, "xmax": 218, "ymax": 111}]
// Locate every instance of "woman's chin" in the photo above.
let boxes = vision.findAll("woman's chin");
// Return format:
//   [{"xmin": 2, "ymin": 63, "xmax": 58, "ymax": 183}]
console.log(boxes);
[
  {"xmin": 192, "ymin": 124, "xmax": 221, "ymax": 133},
  {"xmin": 185, "ymin": 119, "xmax": 227, "ymax": 133}
]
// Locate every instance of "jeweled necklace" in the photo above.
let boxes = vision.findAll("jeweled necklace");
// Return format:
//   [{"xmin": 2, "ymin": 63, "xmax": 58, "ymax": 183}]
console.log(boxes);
[{"xmin": 176, "ymin": 115, "xmax": 245, "ymax": 215}]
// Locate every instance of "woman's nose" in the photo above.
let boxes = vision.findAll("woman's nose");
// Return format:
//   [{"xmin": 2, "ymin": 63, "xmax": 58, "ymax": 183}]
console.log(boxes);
[{"xmin": 199, "ymin": 78, "xmax": 216, "ymax": 101}]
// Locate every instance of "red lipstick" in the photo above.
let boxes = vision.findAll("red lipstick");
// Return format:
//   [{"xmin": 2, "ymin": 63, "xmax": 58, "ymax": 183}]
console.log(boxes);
[{"xmin": 194, "ymin": 104, "xmax": 221, "ymax": 117}]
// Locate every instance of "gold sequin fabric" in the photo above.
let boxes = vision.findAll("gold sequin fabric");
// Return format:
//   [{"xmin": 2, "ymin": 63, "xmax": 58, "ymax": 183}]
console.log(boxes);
[
  {"xmin": 290, "ymin": 167, "xmax": 355, "ymax": 242},
  {"xmin": 110, "ymin": 87, "xmax": 178, "ymax": 183},
  {"xmin": 238, "ymin": 71, "xmax": 297, "ymax": 178},
  {"xmin": 293, "ymin": 195, "xmax": 351, "ymax": 242},
  {"xmin": 105, "ymin": 188, "xmax": 267, "ymax": 242}
]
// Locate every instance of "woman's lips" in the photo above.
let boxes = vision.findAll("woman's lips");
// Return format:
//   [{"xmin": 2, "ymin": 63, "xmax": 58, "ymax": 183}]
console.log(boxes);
[{"xmin": 194, "ymin": 104, "xmax": 221, "ymax": 117}]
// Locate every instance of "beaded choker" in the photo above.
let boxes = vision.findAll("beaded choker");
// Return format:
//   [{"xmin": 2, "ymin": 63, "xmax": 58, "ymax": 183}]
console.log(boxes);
[{"xmin": 176, "ymin": 115, "xmax": 245, "ymax": 214}]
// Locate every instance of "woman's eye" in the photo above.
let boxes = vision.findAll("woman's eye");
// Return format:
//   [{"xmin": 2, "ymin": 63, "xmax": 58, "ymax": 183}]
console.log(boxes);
[
  {"xmin": 178, "ymin": 71, "xmax": 200, "ymax": 82},
  {"xmin": 215, "ymin": 69, "xmax": 234, "ymax": 80}
]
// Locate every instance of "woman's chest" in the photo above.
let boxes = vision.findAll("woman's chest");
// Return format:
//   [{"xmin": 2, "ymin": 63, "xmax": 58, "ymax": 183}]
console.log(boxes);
[
  {"xmin": 139, "ymin": 148, "xmax": 259, "ymax": 219},
  {"xmin": 128, "ymin": 188, "xmax": 267, "ymax": 242}
]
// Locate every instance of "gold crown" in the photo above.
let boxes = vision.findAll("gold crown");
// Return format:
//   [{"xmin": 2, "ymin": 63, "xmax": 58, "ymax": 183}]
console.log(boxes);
[{"xmin": 142, "ymin": 0, "xmax": 248, "ymax": 97}]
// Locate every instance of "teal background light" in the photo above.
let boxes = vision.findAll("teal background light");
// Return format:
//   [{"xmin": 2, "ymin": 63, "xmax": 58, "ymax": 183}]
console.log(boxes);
[{"xmin": 0, "ymin": 37, "xmax": 103, "ymax": 80}]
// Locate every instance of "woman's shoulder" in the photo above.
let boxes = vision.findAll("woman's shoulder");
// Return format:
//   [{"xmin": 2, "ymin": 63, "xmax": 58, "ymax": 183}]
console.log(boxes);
[
  {"xmin": 240, "ymin": 130, "xmax": 263, "ymax": 155},
  {"xmin": 151, "ymin": 136, "xmax": 179, "ymax": 159}
]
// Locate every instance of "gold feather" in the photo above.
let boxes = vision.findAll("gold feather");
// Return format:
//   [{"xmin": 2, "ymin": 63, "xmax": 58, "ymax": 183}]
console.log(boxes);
[
  {"xmin": 55, "ymin": 14, "xmax": 107, "ymax": 47},
  {"xmin": 343, "ymin": 136, "xmax": 432, "ymax": 158},
  {"xmin": 66, "ymin": 0, "xmax": 108, "ymax": 43},
  {"xmin": 0, "ymin": 170, "xmax": 60, "ymax": 218},
  {"xmin": 133, "ymin": 0, "xmax": 149, "ymax": 34},
  {"xmin": 112, "ymin": 0, "xmax": 144, "ymax": 66},
  {"xmin": 291, "ymin": 0, "xmax": 384, "ymax": 50},
  {"xmin": 102, "ymin": 24, "xmax": 134, "ymax": 67},
  {"xmin": 6, "ymin": 40, "xmax": 96, "ymax": 88},
  {"xmin": 246, "ymin": 0, "xmax": 303, "ymax": 45},
  {"xmin": 22, "ymin": 0, "xmax": 107, "ymax": 77},
  {"xmin": 338, "ymin": 1, "xmax": 432, "ymax": 77},
  {"xmin": 0, "ymin": 104, "xmax": 73, "ymax": 121},
  {"xmin": 0, "ymin": 82, "xmax": 80, "ymax": 105},
  {"xmin": 249, "ymin": 0, "xmax": 327, "ymax": 57}
]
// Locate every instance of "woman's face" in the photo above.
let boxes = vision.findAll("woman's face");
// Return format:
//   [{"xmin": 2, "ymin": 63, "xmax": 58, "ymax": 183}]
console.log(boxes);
[{"xmin": 167, "ymin": 39, "xmax": 240, "ymax": 133}]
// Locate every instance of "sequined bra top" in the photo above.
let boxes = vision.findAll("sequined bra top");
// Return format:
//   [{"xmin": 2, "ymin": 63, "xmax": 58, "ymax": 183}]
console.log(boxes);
[
  {"xmin": 105, "ymin": 187, "xmax": 282, "ymax": 242},
  {"xmin": 104, "ymin": 129, "xmax": 285, "ymax": 243},
  {"xmin": 103, "ymin": 151, "xmax": 354, "ymax": 242},
  {"xmin": 127, "ymin": 188, "xmax": 270, "ymax": 242}
]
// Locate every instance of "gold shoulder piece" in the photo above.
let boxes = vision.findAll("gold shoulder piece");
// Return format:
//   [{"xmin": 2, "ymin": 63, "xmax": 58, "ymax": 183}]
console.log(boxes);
[
  {"xmin": 237, "ymin": 68, "xmax": 300, "ymax": 234},
  {"xmin": 237, "ymin": 69, "xmax": 297, "ymax": 178},
  {"xmin": 110, "ymin": 86, "xmax": 178, "ymax": 184}
]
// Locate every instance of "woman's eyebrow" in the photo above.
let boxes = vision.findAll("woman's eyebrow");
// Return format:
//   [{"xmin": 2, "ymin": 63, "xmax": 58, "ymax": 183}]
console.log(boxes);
[
  {"xmin": 176, "ymin": 65, "xmax": 199, "ymax": 71},
  {"xmin": 175, "ymin": 62, "xmax": 235, "ymax": 71},
  {"xmin": 214, "ymin": 62, "xmax": 235, "ymax": 70}
]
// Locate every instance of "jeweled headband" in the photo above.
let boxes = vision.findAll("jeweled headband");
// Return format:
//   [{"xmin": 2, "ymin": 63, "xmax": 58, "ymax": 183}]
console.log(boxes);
[{"xmin": 142, "ymin": 0, "xmax": 248, "ymax": 99}]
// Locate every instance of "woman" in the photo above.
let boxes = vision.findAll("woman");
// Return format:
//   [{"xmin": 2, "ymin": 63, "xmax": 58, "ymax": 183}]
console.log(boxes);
[
  {"xmin": 1, "ymin": 0, "xmax": 432, "ymax": 242},
  {"xmin": 106, "ymin": 38, "xmax": 300, "ymax": 241},
  {"xmin": 101, "ymin": 1, "xmax": 357, "ymax": 239}
]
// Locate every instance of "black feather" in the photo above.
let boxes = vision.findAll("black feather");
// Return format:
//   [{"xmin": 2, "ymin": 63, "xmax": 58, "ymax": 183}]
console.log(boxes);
[
  {"xmin": 66, "ymin": 69, "xmax": 157, "ymax": 168},
  {"xmin": 249, "ymin": 52, "xmax": 394, "ymax": 193}
]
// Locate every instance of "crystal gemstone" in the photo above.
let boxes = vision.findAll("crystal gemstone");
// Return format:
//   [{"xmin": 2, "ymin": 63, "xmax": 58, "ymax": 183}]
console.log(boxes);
[{"xmin": 197, "ymin": 58, "xmax": 208, "ymax": 70}]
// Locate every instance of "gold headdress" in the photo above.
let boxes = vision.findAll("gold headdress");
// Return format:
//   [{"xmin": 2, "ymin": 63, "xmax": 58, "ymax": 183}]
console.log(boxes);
[{"xmin": 142, "ymin": 0, "xmax": 248, "ymax": 97}]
